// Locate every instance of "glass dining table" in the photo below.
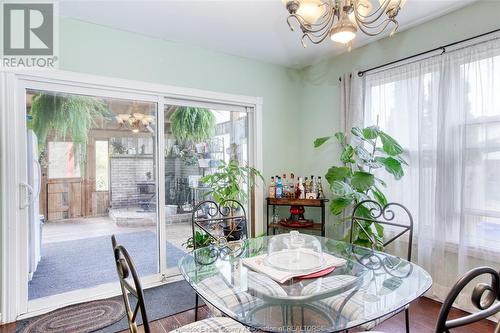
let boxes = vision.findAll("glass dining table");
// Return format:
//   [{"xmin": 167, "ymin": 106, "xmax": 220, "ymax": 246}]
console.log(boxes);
[{"xmin": 178, "ymin": 236, "xmax": 432, "ymax": 333}]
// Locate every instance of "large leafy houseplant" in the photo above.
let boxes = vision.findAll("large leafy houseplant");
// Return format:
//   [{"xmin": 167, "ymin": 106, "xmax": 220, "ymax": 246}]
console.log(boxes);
[
  {"xmin": 314, "ymin": 126, "xmax": 407, "ymax": 249},
  {"xmin": 202, "ymin": 159, "xmax": 264, "ymax": 206},
  {"xmin": 170, "ymin": 107, "xmax": 215, "ymax": 143},
  {"xmin": 201, "ymin": 159, "xmax": 264, "ymax": 237},
  {"xmin": 29, "ymin": 93, "xmax": 109, "ymax": 166}
]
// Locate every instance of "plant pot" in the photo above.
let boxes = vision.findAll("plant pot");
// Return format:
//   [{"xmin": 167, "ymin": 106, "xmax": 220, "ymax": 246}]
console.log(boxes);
[
  {"xmin": 198, "ymin": 158, "xmax": 210, "ymax": 168},
  {"xmin": 223, "ymin": 225, "xmax": 243, "ymax": 241}
]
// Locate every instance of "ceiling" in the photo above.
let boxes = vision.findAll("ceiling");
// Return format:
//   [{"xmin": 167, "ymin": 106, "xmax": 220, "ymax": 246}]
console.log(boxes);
[{"xmin": 60, "ymin": 0, "xmax": 477, "ymax": 68}]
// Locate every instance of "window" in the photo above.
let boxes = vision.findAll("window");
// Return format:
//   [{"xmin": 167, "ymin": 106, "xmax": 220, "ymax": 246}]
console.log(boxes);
[
  {"xmin": 363, "ymin": 41, "xmax": 500, "ymax": 251},
  {"xmin": 47, "ymin": 141, "xmax": 81, "ymax": 179},
  {"xmin": 95, "ymin": 140, "xmax": 109, "ymax": 191}
]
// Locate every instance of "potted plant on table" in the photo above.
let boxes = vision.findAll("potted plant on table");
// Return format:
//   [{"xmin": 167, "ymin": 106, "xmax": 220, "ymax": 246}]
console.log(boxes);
[
  {"xmin": 314, "ymin": 125, "xmax": 407, "ymax": 249},
  {"xmin": 201, "ymin": 158, "xmax": 264, "ymax": 241}
]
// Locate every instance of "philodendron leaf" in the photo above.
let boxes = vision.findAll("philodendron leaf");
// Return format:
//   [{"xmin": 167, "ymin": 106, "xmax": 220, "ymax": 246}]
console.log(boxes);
[
  {"xmin": 340, "ymin": 145, "xmax": 355, "ymax": 164},
  {"xmin": 325, "ymin": 166, "xmax": 351, "ymax": 185},
  {"xmin": 314, "ymin": 136, "xmax": 331, "ymax": 148},
  {"xmin": 362, "ymin": 125, "xmax": 379, "ymax": 140},
  {"xmin": 365, "ymin": 159, "xmax": 383, "ymax": 169},
  {"xmin": 374, "ymin": 222, "xmax": 384, "ymax": 238},
  {"xmin": 334, "ymin": 132, "xmax": 347, "ymax": 146},
  {"xmin": 393, "ymin": 154, "xmax": 409, "ymax": 166},
  {"xmin": 354, "ymin": 145, "xmax": 373, "ymax": 162},
  {"xmin": 331, "ymin": 181, "xmax": 353, "ymax": 196},
  {"xmin": 376, "ymin": 156, "xmax": 404, "ymax": 180},
  {"xmin": 372, "ymin": 186, "xmax": 388, "ymax": 206},
  {"xmin": 351, "ymin": 191, "xmax": 370, "ymax": 203},
  {"xmin": 378, "ymin": 131, "xmax": 403, "ymax": 156},
  {"xmin": 330, "ymin": 197, "xmax": 353, "ymax": 215},
  {"xmin": 351, "ymin": 171, "xmax": 375, "ymax": 192},
  {"xmin": 351, "ymin": 127, "xmax": 363, "ymax": 138}
]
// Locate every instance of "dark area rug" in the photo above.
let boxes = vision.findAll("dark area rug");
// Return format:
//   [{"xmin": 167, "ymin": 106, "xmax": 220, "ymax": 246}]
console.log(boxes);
[
  {"xmin": 17, "ymin": 280, "xmax": 199, "ymax": 333},
  {"xmin": 29, "ymin": 231, "xmax": 187, "ymax": 299}
]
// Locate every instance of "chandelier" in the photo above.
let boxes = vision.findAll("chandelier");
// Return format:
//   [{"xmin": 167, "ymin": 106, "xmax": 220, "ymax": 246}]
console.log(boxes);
[
  {"xmin": 115, "ymin": 113, "xmax": 154, "ymax": 133},
  {"xmin": 283, "ymin": 0, "xmax": 406, "ymax": 47}
]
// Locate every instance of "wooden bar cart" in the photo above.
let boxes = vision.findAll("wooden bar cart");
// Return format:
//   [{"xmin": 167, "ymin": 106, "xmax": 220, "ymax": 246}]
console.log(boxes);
[{"xmin": 266, "ymin": 197, "xmax": 328, "ymax": 236}]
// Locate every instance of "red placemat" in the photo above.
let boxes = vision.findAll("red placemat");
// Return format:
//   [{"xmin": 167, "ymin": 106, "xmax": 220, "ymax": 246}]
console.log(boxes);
[
  {"xmin": 296, "ymin": 266, "xmax": 335, "ymax": 279},
  {"xmin": 279, "ymin": 219, "xmax": 314, "ymax": 228}
]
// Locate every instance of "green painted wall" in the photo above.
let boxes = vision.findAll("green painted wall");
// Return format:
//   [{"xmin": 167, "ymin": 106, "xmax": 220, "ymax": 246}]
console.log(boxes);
[
  {"xmin": 59, "ymin": 17, "xmax": 302, "ymax": 180},
  {"xmin": 297, "ymin": 1, "xmax": 500, "ymax": 237}
]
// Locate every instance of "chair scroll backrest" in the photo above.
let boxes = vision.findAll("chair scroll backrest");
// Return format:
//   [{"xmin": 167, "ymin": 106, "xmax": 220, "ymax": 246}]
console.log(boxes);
[
  {"xmin": 190, "ymin": 199, "xmax": 248, "ymax": 250},
  {"xmin": 436, "ymin": 266, "xmax": 500, "ymax": 333},
  {"xmin": 349, "ymin": 200, "xmax": 414, "ymax": 261},
  {"xmin": 111, "ymin": 235, "xmax": 150, "ymax": 333}
]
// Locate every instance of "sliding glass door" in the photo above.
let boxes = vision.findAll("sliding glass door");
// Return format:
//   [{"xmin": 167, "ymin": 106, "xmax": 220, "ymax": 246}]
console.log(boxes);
[
  {"xmin": 24, "ymin": 87, "xmax": 161, "ymax": 303},
  {"xmin": 3, "ymin": 72, "xmax": 260, "ymax": 321},
  {"xmin": 162, "ymin": 102, "xmax": 252, "ymax": 275}
]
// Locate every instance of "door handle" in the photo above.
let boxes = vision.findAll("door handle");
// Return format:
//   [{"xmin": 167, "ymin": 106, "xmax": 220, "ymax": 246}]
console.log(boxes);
[
  {"xmin": 34, "ymin": 158, "xmax": 42, "ymax": 198},
  {"xmin": 20, "ymin": 182, "xmax": 35, "ymax": 209}
]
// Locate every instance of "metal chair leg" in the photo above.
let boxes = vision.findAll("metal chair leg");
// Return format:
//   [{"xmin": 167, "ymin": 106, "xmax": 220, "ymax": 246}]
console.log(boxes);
[
  {"xmin": 405, "ymin": 307, "xmax": 410, "ymax": 333},
  {"xmin": 195, "ymin": 294, "xmax": 199, "ymax": 321}
]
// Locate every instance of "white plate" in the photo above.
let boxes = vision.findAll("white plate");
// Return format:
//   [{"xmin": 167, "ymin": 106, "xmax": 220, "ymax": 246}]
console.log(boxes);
[{"xmin": 265, "ymin": 249, "xmax": 325, "ymax": 273}]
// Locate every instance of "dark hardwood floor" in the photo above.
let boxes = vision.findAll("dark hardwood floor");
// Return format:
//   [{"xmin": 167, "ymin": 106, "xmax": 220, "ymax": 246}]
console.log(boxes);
[{"xmin": 0, "ymin": 297, "xmax": 496, "ymax": 333}]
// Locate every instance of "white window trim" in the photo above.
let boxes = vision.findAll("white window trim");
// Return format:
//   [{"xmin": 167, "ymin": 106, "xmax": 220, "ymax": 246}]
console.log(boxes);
[{"xmin": 0, "ymin": 69, "xmax": 264, "ymax": 323}]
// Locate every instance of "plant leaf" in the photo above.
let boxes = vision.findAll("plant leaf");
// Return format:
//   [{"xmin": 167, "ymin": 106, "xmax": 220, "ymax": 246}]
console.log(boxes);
[
  {"xmin": 351, "ymin": 171, "xmax": 375, "ymax": 192},
  {"xmin": 325, "ymin": 166, "xmax": 351, "ymax": 185},
  {"xmin": 354, "ymin": 145, "xmax": 373, "ymax": 162},
  {"xmin": 374, "ymin": 222, "xmax": 384, "ymax": 238},
  {"xmin": 314, "ymin": 136, "xmax": 331, "ymax": 148},
  {"xmin": 351, "ymin": 127, "xmax": 363, "ymax": 138},
  {"xmin": 363, "ymin": 125, "xmax": 379, "ymax": 140},
  {"xmin": 330, "ymin": 197, "xmax": 353, "ymax": 215},
  {"xmin": 340, "ymin": 145, "xmax": 355, "ymax": 164},
  {"xmin": 334, "ymin": 132, "xmax": 347, "ymax": 146},
  {"xmin": 331, "ymin": 181, "xmax": 353, "ymax": 196},
  {"xmin": 378, "ymin": 131, "xmax": 403, "ymax": 156},
  {"xmin": 376, "ymin": 156, "xmax": 404, "ymax": 180},
  {"xmin": 371, "ymin": 186, "xmax": 388, "ymax": 206},
  {"xmin": 351, "ymin": 191, "xmax": 370, "ymax": 203}
]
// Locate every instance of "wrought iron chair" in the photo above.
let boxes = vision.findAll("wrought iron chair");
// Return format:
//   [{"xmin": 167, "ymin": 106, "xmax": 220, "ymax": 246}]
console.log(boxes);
[
  {"xmin": 436, "ymin": 266, "xmax": 500, "ymax": 333},
  {"xmin": 111, "ymin": 235, "xmax": 250, "ymax": 333},
  {"xmin": 111, "ymin": 235, "xmax": 150, "ymax": 333},
  {"xmin": 190, "ymin": 199, "xmax": 248, "ymax": 320},
  {"xmin": 348, "ymin": 199, "xmax": 414, "ymax": 333},
  {"xmin": 362, "ymin": 266, "xmax": 500, "ymax": 333}
]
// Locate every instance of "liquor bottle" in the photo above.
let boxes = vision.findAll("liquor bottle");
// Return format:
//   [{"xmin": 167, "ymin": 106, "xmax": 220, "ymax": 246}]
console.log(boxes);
[
  {"xmin": 298, "ymin": 177, "xmax": 305, "ymax": 199},
  {"xmin": 268, "ymin": 177, "xmax": 276, "ymax": 198},
  {"xmin": 282, "ymin": 174, "xmax": 288, "ymax": 196},
  {"xmin": 290, "ymin": 173, "xmax": 296, "ymax": 198},
  {"xmin": 317, "ymin": 176, "xmax": 325, "ymax": 199},
  {"xmin": 276, "ymin": 177, "xmax": 283, "ymax": 198},
  {"xmin": 311, "ymin": 175, "xmax": 317, "ymax": 195}
]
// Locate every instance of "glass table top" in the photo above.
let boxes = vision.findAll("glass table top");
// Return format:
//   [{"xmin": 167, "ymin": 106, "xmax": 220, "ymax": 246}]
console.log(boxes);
[{"xmin": 178, "ymin": 236, "xmax": 432, "ymax": 333}]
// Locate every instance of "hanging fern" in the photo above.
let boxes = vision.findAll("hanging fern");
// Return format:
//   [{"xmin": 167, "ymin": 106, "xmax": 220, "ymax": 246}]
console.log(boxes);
[
  {"xmin": 28, "ymin": 93, "xmax": 110, "ymax": 171},
  {"xmin": 170, "ymin": 107, "xmax": 215, "ymax": 142}
]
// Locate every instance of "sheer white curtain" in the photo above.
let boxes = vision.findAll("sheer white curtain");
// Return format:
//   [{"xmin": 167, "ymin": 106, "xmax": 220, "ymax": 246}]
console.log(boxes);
[
  {"xmin": 340, "ymin": 72, "xmax": 365, "ymax": 133},
  {"xmin": 362, "ymin": 38, "xmax": 500, "ymax": 316}
]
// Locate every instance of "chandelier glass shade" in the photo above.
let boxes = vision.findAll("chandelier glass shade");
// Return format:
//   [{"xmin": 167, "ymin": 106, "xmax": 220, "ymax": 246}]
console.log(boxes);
[{"xmin": 283, "ymin": 0, "xmax": 405, "ymax": 47}]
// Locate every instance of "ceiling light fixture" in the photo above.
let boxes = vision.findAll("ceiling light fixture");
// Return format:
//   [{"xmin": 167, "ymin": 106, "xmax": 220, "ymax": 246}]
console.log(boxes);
[
  {"xmin": 115, "ymin": 112, "xmax": 154, "ymax": 133},
  {"xmin": 283, "ymin": 0, "xmax": 405, "ymax": 47}
]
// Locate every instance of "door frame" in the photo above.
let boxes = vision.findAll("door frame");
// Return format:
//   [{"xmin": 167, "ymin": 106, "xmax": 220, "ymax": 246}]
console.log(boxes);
[{"xmin": 0, "ymin": 69, "xmax": 263, "ymax": 323}]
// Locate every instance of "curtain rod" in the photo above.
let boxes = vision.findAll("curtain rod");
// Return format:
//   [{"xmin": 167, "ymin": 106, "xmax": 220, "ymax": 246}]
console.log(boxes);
[{"xmin": 351, "ymin": 28, "xmax": 500, "ymax": 79}]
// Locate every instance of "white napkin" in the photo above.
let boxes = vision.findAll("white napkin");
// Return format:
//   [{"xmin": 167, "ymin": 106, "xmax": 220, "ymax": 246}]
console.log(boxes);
[{"xmin": 242, "ymin": 251, "xmax": 346, "ymax": 284}]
